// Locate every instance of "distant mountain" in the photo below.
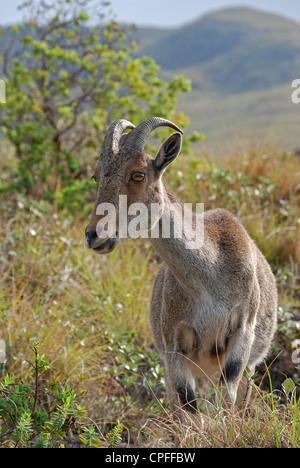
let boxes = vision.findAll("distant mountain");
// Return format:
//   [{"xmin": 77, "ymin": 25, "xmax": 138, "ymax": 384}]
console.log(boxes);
[
  {"xmin": 133, "ymin": 7, "xmax": 300, "ymax": 94},
  {"xmin": 131, "ymin": 7, "xmax": 300, "ymax": 148}
]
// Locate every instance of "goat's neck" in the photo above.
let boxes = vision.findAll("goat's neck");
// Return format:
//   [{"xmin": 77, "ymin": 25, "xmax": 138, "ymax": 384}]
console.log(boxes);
[{"xmin": 150, "ymin": 183, "xmax": 210, "ymax": 295}]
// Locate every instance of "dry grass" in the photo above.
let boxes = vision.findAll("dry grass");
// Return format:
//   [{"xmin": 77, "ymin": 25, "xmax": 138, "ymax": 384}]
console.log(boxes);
[
  {"xmin": 136, "ymin": 366, "xmax": 300, "ymax": 448},
  {"xmin": 1, "ymin": 140, "xmax": 299, "ymax": 447}
]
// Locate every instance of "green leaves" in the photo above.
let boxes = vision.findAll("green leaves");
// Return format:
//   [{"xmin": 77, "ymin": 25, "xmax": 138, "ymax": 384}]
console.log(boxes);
[
  {"xmin": 80, "ymin": 425, "xmax": 102, "ymax": 448},
  {"xmin": 12, "ymin": 411, "xmax": 33, "ymax": 447},
  {"xmin": 105, "ymin": 420, "xmax": 123, "ymax": 448},
  {"xmin": 0, "ymin": 342, "xmax": 103, "ymax": 448},
  {"xmin": 0, "ymin": 0, "xmax": 192, "ymax": 205},
  {"xmin": 282, "ymin": 378, "xmax": 295, "ymax": 396}
]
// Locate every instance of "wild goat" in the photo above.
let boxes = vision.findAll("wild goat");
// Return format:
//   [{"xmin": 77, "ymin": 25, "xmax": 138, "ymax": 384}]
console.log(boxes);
[{"xmin": 85, "ymin": 117, "xmax": 277, "ymax": 416}]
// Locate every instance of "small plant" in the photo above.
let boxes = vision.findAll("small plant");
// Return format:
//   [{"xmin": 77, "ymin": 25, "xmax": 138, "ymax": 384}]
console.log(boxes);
[
  {"xmin": 0, "ymin": 342, "xmax": 105, "ymax": 448},
  {"xmin": 104, "ymin": 420, "xmax": 123, "ymax": 448}
]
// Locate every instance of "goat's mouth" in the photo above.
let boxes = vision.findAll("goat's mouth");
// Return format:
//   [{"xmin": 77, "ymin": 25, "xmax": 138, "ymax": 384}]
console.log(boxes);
[{"xmin": 92, "ymin": 234, "xmax": 117, "ymax": 254}]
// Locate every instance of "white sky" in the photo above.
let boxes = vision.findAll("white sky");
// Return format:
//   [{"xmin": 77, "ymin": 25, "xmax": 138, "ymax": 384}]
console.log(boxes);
[{"xmin": 1, "ymin": 0, "xmax": 300, "ymax": 26}]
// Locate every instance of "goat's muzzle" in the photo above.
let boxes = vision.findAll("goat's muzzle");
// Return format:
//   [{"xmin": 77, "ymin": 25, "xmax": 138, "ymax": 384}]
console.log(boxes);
[{"xmin": 85, "ymin": 227, "xmax": 117, "ymax": 254}]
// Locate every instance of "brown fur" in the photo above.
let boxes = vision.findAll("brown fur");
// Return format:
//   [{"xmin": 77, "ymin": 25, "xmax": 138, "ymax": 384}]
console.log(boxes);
[{"xmin": 86, "ymin": 122, "xmax": 278, "ymax": 418}]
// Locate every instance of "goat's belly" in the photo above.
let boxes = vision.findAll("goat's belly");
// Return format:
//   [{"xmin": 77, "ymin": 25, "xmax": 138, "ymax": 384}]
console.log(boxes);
[{"xmin": 188, "ymin": 348, "xmax": 225, "ymax": 380}]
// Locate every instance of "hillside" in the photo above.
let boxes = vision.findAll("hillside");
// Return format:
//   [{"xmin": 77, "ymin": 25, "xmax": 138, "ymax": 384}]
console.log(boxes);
[
  {"xmin": 134, "ymin": 7, "xmax": 300, "ymax": 93},
  {"xmin": 133, "ymin": 7, "xmax": 300, "ymax": 149}
]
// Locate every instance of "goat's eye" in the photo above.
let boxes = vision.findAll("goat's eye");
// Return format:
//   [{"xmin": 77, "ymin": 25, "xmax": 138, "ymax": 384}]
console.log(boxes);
[{"xmin": 130, "ymin": 172, "xmax": 145, "ymax": 183}]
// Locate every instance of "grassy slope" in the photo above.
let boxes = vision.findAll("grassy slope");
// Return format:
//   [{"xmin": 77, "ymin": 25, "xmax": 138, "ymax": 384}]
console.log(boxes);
[
  {"xmin": 173, "ymin": 84, "xmax": 300, "ymax": 151},
  {"xmin": 1, "ymin": 140, "xmax": 299, "ymax": 447}
]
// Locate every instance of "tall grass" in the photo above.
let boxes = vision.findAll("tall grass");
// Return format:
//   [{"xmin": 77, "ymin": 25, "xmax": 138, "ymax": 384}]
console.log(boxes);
[
  {"xmin": 1, "ymin": 140, "xmax": 299, "ymax": 447},
  {"xmin": 139, "ymin": 391, "xmax": 300, "ymax": 448}
]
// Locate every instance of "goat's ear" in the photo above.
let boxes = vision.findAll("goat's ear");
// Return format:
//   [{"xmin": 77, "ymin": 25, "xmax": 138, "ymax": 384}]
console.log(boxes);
[{"xmin": 154, "ymin": 132, "xmax": 182, "ymax": 173}]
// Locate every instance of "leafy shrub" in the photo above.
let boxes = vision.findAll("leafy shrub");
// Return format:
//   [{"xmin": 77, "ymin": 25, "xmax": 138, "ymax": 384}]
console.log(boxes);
[
  {"xmin": 0, "ymin": 341, "xmax": 121, "ymax": 448},
  {"xmin": 0, "ymin": 0, "xmax": 198, "ymax": 206}
]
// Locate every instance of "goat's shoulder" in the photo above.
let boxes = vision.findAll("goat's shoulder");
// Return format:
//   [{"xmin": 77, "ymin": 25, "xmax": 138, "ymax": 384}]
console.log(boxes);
[
  {"xmin": 204, "ymin": 208, "xmax": 251, "ymax": 248},
  {"xmin": 203, "ymin": 207, "xmax": 256, "ymax": 279},
  {"xmin": 204, "ymin": 207, "xmax": 240, "ymax": 226}
]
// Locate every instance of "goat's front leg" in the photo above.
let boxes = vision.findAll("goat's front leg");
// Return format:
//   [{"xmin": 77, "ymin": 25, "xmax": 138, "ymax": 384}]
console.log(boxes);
[
  {"xmin": 164, "ymin": 352, "xmax": 197, "ymax": 419},
  {"xmin": 220, "ymin": 324, "xmax": 255, "ymax": 409}
]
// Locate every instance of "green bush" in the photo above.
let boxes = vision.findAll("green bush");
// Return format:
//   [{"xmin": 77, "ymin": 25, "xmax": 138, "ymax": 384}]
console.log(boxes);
[
  {"xmin": 0, "ymin": 341, "xmax": 121, "ymax": 448},
  {"xmin": 0, "ymin": 0, "xmax": 198, "ymax": 207}
]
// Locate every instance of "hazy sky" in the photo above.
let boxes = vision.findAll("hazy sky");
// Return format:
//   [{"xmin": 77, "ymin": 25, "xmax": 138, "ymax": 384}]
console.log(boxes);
[{"xmin": 1, "ymin": 0, "xmax": 300, "ymax": 26}]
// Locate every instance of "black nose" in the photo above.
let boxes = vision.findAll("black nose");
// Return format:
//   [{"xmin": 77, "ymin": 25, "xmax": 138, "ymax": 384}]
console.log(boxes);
[{"xmin": 85, "ymin": 228, "xmax": 98, "ymax": 247}]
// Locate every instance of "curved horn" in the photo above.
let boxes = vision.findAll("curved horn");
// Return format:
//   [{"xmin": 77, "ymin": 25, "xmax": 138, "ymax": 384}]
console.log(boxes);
[
  {"xmin": 124, "ymin": 117, "xmax": 183, "ymax": 153},
  {"xmin": 102, "ymin": 119, "xmax": 135, "ymax": 155}
]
